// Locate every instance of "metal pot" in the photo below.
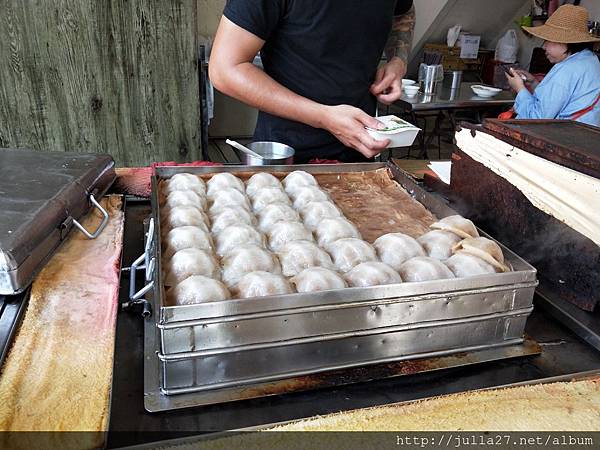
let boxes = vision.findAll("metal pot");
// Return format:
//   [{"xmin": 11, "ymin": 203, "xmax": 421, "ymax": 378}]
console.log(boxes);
[{"xmin": 240, "ymin": 142, "xmax": 295, "ymax": 166}]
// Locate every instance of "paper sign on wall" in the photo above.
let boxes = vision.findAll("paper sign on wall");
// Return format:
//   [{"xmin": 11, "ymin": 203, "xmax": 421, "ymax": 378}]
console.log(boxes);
[{"xmin": 459, "ymin": 34, "xmax": 481, "ymax": 59}]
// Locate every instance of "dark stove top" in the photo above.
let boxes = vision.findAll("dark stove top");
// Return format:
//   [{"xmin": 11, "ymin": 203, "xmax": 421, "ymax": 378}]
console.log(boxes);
[{"xmin": 0, "ymin": 289, "xmax": 30, "ymax": 366}]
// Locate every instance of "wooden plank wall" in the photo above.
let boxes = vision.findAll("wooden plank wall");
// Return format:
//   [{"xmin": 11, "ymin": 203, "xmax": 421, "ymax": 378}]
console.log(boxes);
[{"xmin": 0, "ymin": 0, "xmax": 201, "ymax": 166}]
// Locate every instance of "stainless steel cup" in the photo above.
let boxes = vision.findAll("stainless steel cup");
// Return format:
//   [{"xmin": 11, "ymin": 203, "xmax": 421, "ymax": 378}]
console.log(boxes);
[
  {"xmin": 450, "ymin": 70, "xmax": 463, "ymax": 90},
  {"xmin": 420, "ymin": 64, "xmax": 443, "ymax": 95},
  {"xmin": 240, "ymin": 142, "xmax": 295, "ymax": 166}
]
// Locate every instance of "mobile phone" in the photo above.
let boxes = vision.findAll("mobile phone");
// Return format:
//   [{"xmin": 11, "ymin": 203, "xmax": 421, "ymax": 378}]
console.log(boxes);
[{"xmin": 504, "ymin": 67, "xmax": 527, "ymax": 81}]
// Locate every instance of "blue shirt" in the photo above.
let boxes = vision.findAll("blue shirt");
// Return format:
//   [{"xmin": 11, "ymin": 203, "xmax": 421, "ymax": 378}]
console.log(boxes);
[{"xmin": 514, "ymin": 49, "xmax": 600, "ymax": 126}]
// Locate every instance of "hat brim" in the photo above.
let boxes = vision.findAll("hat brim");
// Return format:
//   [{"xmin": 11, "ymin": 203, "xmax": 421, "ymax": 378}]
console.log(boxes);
[{"xmin": 522, "ymin": 24, "xmax": 600, "ymax": 43}]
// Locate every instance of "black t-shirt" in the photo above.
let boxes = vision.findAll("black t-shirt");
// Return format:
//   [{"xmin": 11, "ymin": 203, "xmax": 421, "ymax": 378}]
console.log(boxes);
[{"xmin": 223, "ymin": 0, "xmax": 413, "ymax": 162}]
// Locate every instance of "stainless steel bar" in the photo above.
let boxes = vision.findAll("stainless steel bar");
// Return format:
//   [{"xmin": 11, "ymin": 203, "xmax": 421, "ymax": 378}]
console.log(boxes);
[
  {"xmin": 158, "ymin": 307, "xmax": 532, "ymax": 360},
  {"xmin": 157, "ymin": 282, "xmax": 536, "ymax": 330},
  {"xmin": 161, "ymin": 339, "xmax": 525, "ymax": 396},
  {"xmin": 128, "ymin": 254, "xmax": 146, "ymax": 301}
]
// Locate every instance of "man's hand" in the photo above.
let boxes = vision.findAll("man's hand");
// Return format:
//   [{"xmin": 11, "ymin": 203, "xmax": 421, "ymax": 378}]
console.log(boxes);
[
  {"xmin": 320, "ymin": 105, "xmax": 390, "ymax": 158},
  {"xmin": 370, "ymin": 57, "xmax": 407, "ymax": 104}
]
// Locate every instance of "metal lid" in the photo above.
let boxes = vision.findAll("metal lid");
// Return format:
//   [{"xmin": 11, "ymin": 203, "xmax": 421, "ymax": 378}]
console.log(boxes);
[{"xmin": 0, "ymin": 148, "xmax": 116, "ymax": 294}]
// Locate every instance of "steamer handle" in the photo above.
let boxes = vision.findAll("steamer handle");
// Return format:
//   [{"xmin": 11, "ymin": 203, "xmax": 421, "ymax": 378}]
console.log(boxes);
[
  {"xmin": 125, "ymin": 251, "xmax": 154, "ymax": 317},
  {"xmin": 129, "ymin": 253, "xmax": 155, "ymax": 300},
  {"xmin": 124, "ymin": 218, "xmax": 155, "ymax": 317},
  {"xmin": 72, "ymin": 194, "xmax": 109, "ymax": 239}
]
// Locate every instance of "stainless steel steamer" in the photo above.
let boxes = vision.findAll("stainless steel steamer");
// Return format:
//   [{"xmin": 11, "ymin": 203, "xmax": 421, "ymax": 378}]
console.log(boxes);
[{"xmin": 141, "ymin": 162, "xmax": 538, "ymax": 412}]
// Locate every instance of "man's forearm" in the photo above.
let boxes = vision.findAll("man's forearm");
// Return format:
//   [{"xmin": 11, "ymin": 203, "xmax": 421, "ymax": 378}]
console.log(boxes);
[
  {"xmin": 384, "ymin": 5, "xmax": 415, "ymax": 64},
  {"xmin": 213, "ymin": 62, "xmax": 327, "ymax": 130}
]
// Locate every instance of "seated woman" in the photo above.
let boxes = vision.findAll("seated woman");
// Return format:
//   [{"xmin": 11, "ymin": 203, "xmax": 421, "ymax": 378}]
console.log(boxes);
[{"xmin": 506, "ymin": 4, "xmax": 600, "ymax": 126}]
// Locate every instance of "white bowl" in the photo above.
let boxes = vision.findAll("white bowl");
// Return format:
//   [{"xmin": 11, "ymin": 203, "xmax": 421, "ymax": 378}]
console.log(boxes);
[
  {"xmin": 402, "ymin": 79, "xmax": 416, "ymax": 86},
  {"xmin": 366, "ymin": 115, "xmax": 421, "ymax": 148},
  {"xmin": 403, "ymin": 85, "xmax": 420, "ymax": 97},
  {"xmin": 471, "ymin": 84, "xmax": 502, "ymax": 98}
]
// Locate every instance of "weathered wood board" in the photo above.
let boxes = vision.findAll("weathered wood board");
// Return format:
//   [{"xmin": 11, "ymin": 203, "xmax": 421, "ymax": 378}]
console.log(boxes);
[{"xmin": 0, "ymin": 0, "xmax": 201, "ymax": 166}]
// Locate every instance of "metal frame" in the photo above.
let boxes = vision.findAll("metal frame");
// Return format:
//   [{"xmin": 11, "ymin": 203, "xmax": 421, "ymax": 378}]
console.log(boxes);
[{"xmin": 144, "ymin": 162, "xmax": 538, "ymax": 411}]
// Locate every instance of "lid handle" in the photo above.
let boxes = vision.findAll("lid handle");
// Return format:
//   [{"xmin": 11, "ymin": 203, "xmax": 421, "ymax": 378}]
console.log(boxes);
[{"xmin": 72, "ymin": 194, "xmax": 109, "ymax": 239}]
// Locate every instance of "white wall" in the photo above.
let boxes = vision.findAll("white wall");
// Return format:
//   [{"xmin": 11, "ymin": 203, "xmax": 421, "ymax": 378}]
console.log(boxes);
[
  {"xmin": 491, "ymin": 1, "xmax": 543, "ymax": 68},
  {"xmin": 580, "ymin": 0, "xmax": 600, "ymax": 20},
  {"xmin": 413, "ymin": 0, "xmax": 451, "ymax": 50},
  {"xmin": 417, "ymin": 0, "xmax": 529, "ymax": 47},
  {"xmin": 407, "ymin": 0, "xmax": 530, "ymax": 74}
]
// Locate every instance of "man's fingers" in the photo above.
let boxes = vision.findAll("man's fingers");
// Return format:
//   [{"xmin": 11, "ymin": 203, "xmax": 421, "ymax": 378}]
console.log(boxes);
[
  {"xmin": 370, "ymin": 68, "xmax": 385, "ymax": 89},
  {"xmin": 354, "ymin": 142, "xmax": 383, "ymax": 159},
  {"xmin": 376, "ymin": 81, "xmax": 402, "ymax": 104},
  {"xmin": 371, "ymin": 71, "xmax": 396, "ymax": 94},
  {"xmin": 354, "ymin": 143, "xmax": 375, "ymax": 158},
  {"xmin": 359, "ymin": 132, "xmax": 389, "ymax": 151},
  {"xmin": 369, "ymin": 68, "xmax": 386, "ymax": 95},
  {"xmin": 374, "ymin": 67, "xmax": 385, "ymax": 84},
  {"xmin": 377, "ymin": 93, "xmax": 400, "ymax": 105},
  {"xmin": 355, "ymin": 111, "xmax": 384, "ymax": 130}
]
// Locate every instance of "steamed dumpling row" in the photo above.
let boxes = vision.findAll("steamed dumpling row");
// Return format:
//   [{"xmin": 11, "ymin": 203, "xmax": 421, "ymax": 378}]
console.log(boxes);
[
  {"xmin": 283, "ymin": 172, "xmax": 402, "ymax": 291},
  {"xmin": 373, "ymin": 215, "xmax": 509, "ymax": 283},
  {"xmin": 160, "ymin": 173, "xmax": 231, "ymax": 305},
  {"xmin": 211, "ymin": 173, "xmax": 291, "ymax": 299}
]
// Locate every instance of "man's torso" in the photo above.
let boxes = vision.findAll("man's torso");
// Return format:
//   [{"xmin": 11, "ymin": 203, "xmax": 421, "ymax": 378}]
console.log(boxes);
[{"xmin": 224, "ymin": 0, "xmax": 412, "ymax": 159}]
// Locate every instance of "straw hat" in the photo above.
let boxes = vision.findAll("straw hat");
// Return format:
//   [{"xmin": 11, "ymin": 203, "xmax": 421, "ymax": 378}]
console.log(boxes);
[{"xmin": 522, "ymin": 4, "xmax": 600, "ymax": 43}]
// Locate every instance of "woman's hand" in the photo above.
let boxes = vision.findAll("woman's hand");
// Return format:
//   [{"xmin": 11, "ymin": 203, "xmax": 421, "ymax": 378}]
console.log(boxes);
[
  {"xmin": 512, "ymin": 69, "xmax": 540, "ymax": 90},
  {"xmin": 505, "ymin": 68, "xmax": 526, "ymax": 93},
  {"xmin": 319, "ymin": 105, "xmax": 390, "ymax": 158},
  {"xmin": 512, "ymin": 69, "xmax": 534, "ymax": 83}
]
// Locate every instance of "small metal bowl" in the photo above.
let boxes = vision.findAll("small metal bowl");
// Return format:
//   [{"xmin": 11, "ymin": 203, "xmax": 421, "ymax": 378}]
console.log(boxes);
[{"xmin": 240, "ymin": 142, "xmax": 295, "ymax": 166}]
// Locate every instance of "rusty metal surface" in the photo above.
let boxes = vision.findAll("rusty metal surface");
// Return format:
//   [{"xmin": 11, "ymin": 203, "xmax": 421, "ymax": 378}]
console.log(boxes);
[
  {"xmin": 480, "ymin": 120, "xmax": 600, "ymax": 179},
  {"xmin": 450, "ymin": 148, "xmax": 599, "ymax": 312},
  {"xmin": 236, "ymin": 338, "xmax": 541, "ymax": 399}
]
